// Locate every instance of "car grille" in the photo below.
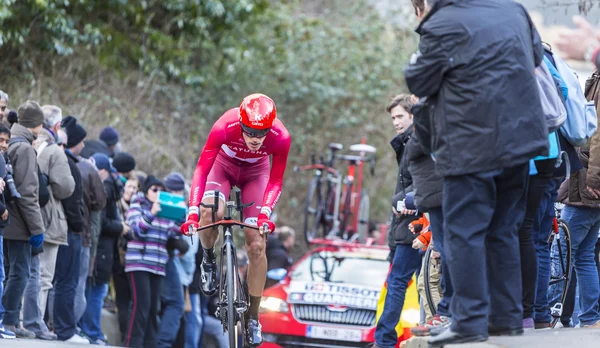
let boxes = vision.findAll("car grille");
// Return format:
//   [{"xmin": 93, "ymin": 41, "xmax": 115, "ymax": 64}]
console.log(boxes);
[
  {"xmin": 292, "ymin": 304, "xmax": 376, "ymax": 327},
  {"xmin": 265, "ymin": 334, "xmax": 368, "ymax": 348}
]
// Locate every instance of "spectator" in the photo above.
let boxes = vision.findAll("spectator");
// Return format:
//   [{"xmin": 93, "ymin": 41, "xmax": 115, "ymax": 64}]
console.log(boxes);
[
  {"xmin": 157, "ymin": 172, "xmax": 189, "ymax": 348},
  {"xmin": 125, "ymin": 176, "xmax": 180, "ymax": 348},
  {"xmin": 80, "ymin": 126, "xmax": 120, "ymax": 159},
  {"xmin": 373, "ymin": 94, "xmax": 421, "ymax": 348},
  {"xmin": 0, "ymin": 124, "xmax": 13, "ymax": 340},
  {"xmin": 265, "ymin": 226, "xmax": 294, "ymax": 288},
  {"xmin": 22, "ymin": 105, "xmax": 75, "ymax": 341},
  {"xmin": 405, "ymin": 0, "xmax": 548, "ymax": 345},
  {"xmin": 406, "ymin": 90, "xmax": 450, "ymax": 337},
  {"xmin": 113, "ymin": 152, "xmax": 136, "ymax": 181},
  {"xmin": 54, "ymin": 115, "xmax": 89, "ymax": 344},
  {"xmin": 114, "ymin": 176, "xmax": 139, "ymax": 344},
  {"xmin": 74, "ymin": 151, "xmax": 107, "ymax": 330},
  {"xmin": 80, "ymin": 153, "xmax": 124, "ymax": 345},
  {"xmin": 1, "ymin": 100, "xmax": 45, "ymax": 339},
  {"xmin": 556, "ymin": 16, "xmax": 600, "ymax": 71},
  {"xmin": 0, "ymin": 91, "xmax": 8, "ymax": 125}
]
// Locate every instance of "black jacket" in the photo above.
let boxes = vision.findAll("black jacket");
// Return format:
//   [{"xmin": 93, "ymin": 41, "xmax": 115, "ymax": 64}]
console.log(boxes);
[
  {"xmin": 404, "ymin": 0, "xmax": 548, "ymax": 177},
  {"xmin": 94, "ymin": 175, "xmax": 123, "ymax": 284},
  {"xmin": 266, "ymin": 234, "xmax": 292, "ymax": 268},
  {"xmin": 406, "ymin": 132, "xmax": 443, "ymax": 211},
  {"xmin": 389, "ymin": 129, "xmax": 420, "ymax": 246},
  {"xmin": 62, "ymin": 151, "xmax": 84, "ymax": 234}
]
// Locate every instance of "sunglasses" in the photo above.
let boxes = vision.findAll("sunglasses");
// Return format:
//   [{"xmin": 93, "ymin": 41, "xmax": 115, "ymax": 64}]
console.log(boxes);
[
  {"xmin": 0, "ymin": 106, "xmax": 6, "ymax": 111},
  {"xmin": 241, "ymin": 124, "xmax": 270, "ymax": 138},
  {"xmin": 151, "ymin": 187, "xmax": 162, "ymax": 193}
]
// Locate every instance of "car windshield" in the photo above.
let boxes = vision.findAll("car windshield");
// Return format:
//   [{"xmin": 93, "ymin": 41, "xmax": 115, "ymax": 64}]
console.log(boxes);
[{"xmin": 290, "ymin": 250, "xmax": 388, "ymax": 288}]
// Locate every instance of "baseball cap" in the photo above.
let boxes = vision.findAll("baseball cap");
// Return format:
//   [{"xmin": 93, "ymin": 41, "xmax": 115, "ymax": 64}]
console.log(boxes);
[{"xmin": 91, "ymin": 153, "xmax": 117, "ymax": 173}]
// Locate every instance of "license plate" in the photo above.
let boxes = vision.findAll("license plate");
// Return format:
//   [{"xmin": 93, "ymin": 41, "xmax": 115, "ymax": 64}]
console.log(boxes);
[{"xmin": 306, "ymin": 326, "xmax": 362, "ymax": 342}]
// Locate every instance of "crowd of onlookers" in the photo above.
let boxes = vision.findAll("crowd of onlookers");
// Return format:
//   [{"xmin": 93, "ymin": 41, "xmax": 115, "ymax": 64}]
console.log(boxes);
[
  {"xmin": 0, "ymin": 93, "xmax": 297, "ymax": 348},
  {"xmin": 374, "ymin": 1, "xmax": 600, "ymax": 348}
]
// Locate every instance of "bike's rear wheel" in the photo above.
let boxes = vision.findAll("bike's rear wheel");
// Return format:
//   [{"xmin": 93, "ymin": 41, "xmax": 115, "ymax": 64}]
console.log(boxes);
[
  {"xmin": 548, "ymin": 219, "xmax": 572, "ymax": 328},
  {"xmin": 356, "ymin": 190, "xmax": 370, "ymax": 243},
  {"xmin": 226, "ymin": 241, "xmax": 242, "ymax": 347},
  {"xmin": 304, "ymin": 176, "xmax": 323, "ymax": 244}
]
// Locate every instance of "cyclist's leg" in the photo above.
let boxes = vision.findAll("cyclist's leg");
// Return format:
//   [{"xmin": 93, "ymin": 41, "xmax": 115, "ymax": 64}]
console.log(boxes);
[
  {"xmin": 198, "ymin": 156, "xmax": 232, "ymax": 296},
  {"xmin": 238, "ymin": 166, "xmax": 269, "ymax": 345},
  {"xmin": 199, "ymin": 156, "xmax": 232, "ymax": 249}
]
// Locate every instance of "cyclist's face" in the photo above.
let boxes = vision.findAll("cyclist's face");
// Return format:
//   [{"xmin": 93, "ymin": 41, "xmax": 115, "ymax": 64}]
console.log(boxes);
[
  {"xmin": 242, "ymin": 133, "xmax": 266, "ymax": 152},
  {"xmin": 390, "ymin": 105, "xmax": 414, "ymax": 135}
]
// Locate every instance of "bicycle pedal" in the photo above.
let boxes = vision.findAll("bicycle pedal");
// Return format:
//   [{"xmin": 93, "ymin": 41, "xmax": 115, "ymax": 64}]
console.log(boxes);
[{"xmin": 550, "ymin": 303, "xmax": 563, "ymax": 318}]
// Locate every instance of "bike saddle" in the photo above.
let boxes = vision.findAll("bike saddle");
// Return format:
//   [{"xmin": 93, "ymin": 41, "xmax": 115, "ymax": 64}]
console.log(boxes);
[
  {"xmin": 329, "ymin": 143, "xmax": 343, "ymax": 151},
  {"xmin": 349, "ymin": 144, "xmax": 376, "ymax": 154}
]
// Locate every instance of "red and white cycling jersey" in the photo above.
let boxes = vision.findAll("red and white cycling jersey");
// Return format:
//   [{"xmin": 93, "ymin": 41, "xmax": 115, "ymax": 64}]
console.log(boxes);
[{"xmin": 189, "ymin": 108, "xmax": 291, "ymax": 220}]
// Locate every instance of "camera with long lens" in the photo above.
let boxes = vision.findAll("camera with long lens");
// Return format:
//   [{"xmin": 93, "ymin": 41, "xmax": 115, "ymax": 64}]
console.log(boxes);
[{"xmin": 0, "ymin": 154, "xmax": 21, "ymax": 200}]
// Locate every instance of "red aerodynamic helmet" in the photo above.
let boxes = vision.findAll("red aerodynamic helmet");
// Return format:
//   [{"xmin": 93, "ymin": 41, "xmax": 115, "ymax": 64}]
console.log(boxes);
[{"xmin": 239, "ymin": 93, "xmax": 277, "ymax": 137}]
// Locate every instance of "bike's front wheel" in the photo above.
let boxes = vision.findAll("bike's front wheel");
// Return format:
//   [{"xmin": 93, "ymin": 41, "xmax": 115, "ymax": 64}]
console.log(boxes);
[{"xmin": 226, "ymin": 241, "xmax": 243, "ymax": 347}]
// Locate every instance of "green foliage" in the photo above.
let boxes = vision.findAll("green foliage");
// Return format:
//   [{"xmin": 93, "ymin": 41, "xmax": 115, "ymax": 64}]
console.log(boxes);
[{"xmin": 0, "ymin": 0, "xmax": 413, "ymax": 240}]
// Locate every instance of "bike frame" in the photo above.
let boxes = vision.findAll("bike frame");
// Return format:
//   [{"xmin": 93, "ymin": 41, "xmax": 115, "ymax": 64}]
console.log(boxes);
[{"xmin": 197, "ymin": 189, "xmax": 259, "ymax": 347}]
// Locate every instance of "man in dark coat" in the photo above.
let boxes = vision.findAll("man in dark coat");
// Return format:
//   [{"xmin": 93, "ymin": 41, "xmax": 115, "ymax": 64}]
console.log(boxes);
[
  {"xmin": 404, "ymin": 0, "xmax": 548, "ymax": 345},
  {"xmin": 265, "ymin": 226, "xmax": 295, "ymax": 288},
  {"xmin": 373, "ymin": 95, "xmax": 421, "ymax": 348},
  {"xmin": 54, "ymin": 115, "xmax": 89, "ymax": 343}
]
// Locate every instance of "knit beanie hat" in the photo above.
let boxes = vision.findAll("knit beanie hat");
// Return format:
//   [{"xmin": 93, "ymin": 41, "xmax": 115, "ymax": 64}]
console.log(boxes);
[
  {"xmin": 143, "ymin": 175, "xmax": 165, "ymax": 194},
  {"xmin": 100, "ymin": 126, "xmax": 120, "ymax": 146},
  {"xmin": 17, "ymin": 100, "xmax": 45, "ymax": 129},
  {"xmin": 164, "ymin": 172, "xmax": 186, "ymax": 192},
  {"xmin": 113, "ymin": 152, "xmax": 136, "ymax": 173},
  {"xmin": 61, "ymin": 116, "xmax": 87, "ymax": 149}
]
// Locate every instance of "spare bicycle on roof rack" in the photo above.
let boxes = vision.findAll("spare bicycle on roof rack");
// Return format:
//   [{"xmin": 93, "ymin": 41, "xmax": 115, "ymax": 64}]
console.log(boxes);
[{"xmin": 294, "ymin": 138, "xmax": 376, "ymax": 245}]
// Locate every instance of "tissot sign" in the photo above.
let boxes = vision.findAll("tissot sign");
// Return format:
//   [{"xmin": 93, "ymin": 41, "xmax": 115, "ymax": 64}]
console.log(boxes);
[{"xmin": 288, "ymin": 281, "xmax": 380, "ymax": 310}]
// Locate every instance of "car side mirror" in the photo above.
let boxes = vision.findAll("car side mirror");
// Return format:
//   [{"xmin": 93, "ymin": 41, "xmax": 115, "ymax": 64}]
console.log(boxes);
[{"xmin": 267, "ymin": 268, "xmax": 288, "ymax": 281}]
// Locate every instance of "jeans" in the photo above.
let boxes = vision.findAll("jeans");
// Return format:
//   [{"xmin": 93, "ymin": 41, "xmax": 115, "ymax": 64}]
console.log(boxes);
[
  {"xmin": 559, "ymin": 205, "xmax": 600, "ymax": 325},
  {"xmin": 23, "ymin": 254, "xmax": 47, "ymax": 334},
  {"xmin": 533, "ymin": 177, "xmax": 561, "ymax": 323},
  {"xmin": 519, "ymin": 159, "xmax": 554, "ymax": 319},
  {"xmin": 1, "ymin": 239, "xmax": 31, "ymax": 325},
  {"xmin": 374, "ymin": 244, "xmax": 422, "ymax": 348},
  {"xmin": 0, "ymin": 235, "xmax": 5, "ymax": 323},
  {"xmin": 54, "ymin": 232, "xmax": 82, "ymax": 340},
  {"xmin": 127, "ymin": 271, "xmax": 163, "ymax": 348},
  {"xmin": 39, "ymin": 242, "xmax": 59, "ymax": 329},
  {"xmin": 428, "ymin": 207, "xmax": 453, "ymax": 318},
  {"xmin": 444, "ymin": 164, "xmax": 528, "ymax": 336},
  {"xmin": 74, "ymin": 246, "xmax": 90, "ymax": 323},
  {"xmin": 185, "ymin": 294, "xmax": 202, "ymax": 348},
  {"xmin": 79, "ymin": 281, "xmax": 109, "ymax": 341},
  {"xmin": 157, "ymin": 258, "xmax": 184, "ymax": 348}
]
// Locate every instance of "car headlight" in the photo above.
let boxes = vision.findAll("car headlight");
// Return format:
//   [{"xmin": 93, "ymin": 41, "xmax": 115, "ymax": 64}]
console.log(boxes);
[
  {"xmin": 400, "ymin": 308, "xmax": 420, "ymax": 326},
  {"xmin": 260, "ymin": 297, "xmax": 289, "ymax": 313}
]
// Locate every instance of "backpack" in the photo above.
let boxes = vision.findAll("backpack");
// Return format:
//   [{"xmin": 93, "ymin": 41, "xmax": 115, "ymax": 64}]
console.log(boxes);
[
  {"xmin": 8, "ymin": 136, "xmax": 51, "ymax": 208},
  {"xmin": 536, "ymin": 60, "xmax": 567, "ymax": 133},
  {"xmin": 553, "ymin": 54, "xmax": 598, "ymax": 146},
  {"xmin": 584, "ymin": 70, "xmax": 600, "ymax": 111}
]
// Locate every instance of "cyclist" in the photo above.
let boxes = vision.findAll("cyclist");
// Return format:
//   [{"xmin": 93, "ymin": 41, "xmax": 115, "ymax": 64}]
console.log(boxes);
[{"xmin": 181, "ymin": 93, "xmax": 291, "ymax": 346}]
